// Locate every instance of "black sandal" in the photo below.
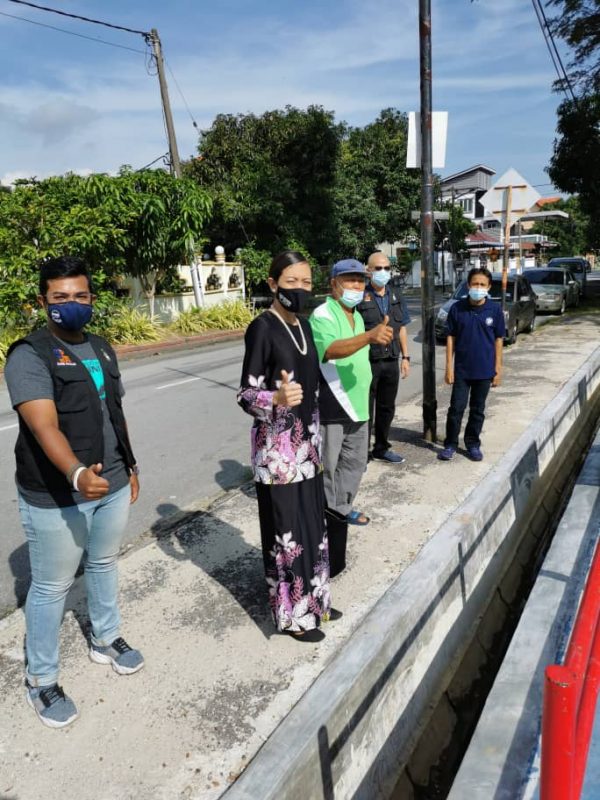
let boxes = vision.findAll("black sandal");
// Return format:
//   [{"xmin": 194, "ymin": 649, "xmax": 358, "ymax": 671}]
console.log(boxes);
[{"xmin": 285, "ymin": 628, "xmax": 325, "ymax": 642}]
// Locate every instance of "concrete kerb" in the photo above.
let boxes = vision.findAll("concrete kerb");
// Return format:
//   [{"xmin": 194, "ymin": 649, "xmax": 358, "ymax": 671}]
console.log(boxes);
[
  {"xmin": 224, "ymin": 346, "xmax": 600, "ymax": 800},
  {"xmin": 448, "ymin": 434, "xmax": 600, "ymax": 800}
]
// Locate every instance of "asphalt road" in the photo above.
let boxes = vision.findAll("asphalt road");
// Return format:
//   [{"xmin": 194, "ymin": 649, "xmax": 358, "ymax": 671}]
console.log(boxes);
[{"xmin": 0, "ymin": 293, "xmax": 554, "ymax": 611}]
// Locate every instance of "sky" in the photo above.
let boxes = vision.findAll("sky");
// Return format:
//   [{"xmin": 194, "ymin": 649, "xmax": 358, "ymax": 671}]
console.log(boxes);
[{"xmin": 0, "ymin": 0, "xmax": 571, "ymax": 194}]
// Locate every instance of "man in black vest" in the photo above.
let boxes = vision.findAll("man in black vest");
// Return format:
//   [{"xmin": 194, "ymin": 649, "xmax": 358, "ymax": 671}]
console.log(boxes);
[
  {"xmin": 357, "ymin": 252, "xmax": 411, "ymax": 463},
  {"xmin": 4, "ymin": 256, "xmax": 143, "ymax": 728}
]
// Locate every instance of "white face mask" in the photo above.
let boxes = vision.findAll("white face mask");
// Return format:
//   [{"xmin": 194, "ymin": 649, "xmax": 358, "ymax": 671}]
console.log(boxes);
[
  {"xmin": 340, "ymin": 288, "xmax": 364, "ymax": 308},
  {"xmin": 371, "ymin": 269, "xmax": 391, "ymax": 288}
]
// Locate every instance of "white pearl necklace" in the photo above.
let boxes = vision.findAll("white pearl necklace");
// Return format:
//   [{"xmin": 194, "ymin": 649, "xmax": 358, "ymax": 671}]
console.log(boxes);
[{"xmin": 268, "ymin": 308, "xmax": 308, "ymax": 355}]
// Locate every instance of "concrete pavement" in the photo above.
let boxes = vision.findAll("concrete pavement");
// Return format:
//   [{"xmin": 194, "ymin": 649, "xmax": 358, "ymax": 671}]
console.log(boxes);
[{"xmin": 0, "ymin": 311, "xmax": 598, "ymax": 800}]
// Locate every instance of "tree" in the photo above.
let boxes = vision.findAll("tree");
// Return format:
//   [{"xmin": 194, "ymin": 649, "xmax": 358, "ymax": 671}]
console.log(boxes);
[
  {"xmin": 334, "ymin": 109, "xmax": 421, "ymax": 260},
  {"xmin": 0, "ymin": 170, "xmax": 213, "ymax": 326},
  {"xmin": 185, "ymin": 105, "xmax": 341, "ymax": 261},
  {"xmin": 543, "ymin": 1, "xmax": 600, "ymax": 245},
  {"xmin": 547, "ymin": 96, "xmax": 600, "ymax": 247},
  {"xmin": 548, "ymin": 0, "xmax": 600, "ymax": 94},
  {"xmin": 529, "ymin": 195, "xmax": 594, "ymax": 255}
]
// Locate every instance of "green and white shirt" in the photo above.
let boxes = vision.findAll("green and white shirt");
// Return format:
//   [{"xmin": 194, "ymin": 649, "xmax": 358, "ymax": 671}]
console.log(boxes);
[{"xmin": 309, "ymin": 296, "xmax": 372, "ymax": 424}]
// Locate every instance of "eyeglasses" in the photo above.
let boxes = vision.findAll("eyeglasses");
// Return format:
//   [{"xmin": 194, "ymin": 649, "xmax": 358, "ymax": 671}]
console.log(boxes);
[
  {"xmin": 371, "ymin": 266, "xmax": 390, "ymax": 271},
  {"xmin": 46, "ymin": 293, "xmax": 94, "ymax": 304}
]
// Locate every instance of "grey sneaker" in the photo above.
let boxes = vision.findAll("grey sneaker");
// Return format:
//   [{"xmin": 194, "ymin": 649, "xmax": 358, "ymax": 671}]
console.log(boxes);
[
  {"xmin": 89, "ymin": 637, "xmax": 144, "ymax": 675},
  {"xmin": 26, "ymin": 682, "xmax": 79, "ymax": 729}
]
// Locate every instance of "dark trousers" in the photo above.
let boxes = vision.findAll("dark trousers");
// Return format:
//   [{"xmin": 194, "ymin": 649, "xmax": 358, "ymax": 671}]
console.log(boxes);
[
  {"xmin": 369, "ymin": 358, "xmax": 400, "ymax": 456},
  {"xmin": 444, "ymin": 375, "xmax": 492, "ymax": 450}
]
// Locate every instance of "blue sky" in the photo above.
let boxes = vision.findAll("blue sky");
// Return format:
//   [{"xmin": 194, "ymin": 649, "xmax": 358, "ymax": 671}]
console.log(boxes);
[{"xmin": 0, "ymin": 0, "xmax": 569, "ymax": 194}]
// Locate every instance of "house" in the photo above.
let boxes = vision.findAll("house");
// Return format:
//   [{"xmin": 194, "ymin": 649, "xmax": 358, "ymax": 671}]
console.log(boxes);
[{"xmin": 439, "ymin": 165, "xmax": 496, "ymax": 221}]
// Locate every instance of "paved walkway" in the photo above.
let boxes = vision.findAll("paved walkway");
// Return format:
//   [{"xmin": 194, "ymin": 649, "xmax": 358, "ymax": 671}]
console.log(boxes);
[{"xmin": 1, "ymin": 314, "xmax": 599, "ymax": 800}]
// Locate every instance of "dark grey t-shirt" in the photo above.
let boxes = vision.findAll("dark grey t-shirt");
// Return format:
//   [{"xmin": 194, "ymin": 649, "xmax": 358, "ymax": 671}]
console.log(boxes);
[{"xmin": 4, "ymin": 336, "xmax": 130, "ymax": 508}]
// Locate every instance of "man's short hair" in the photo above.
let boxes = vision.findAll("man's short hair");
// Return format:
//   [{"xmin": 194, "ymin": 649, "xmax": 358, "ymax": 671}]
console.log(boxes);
[
  {"xmin": 467, "ymin": 266, "xmax": 492, "ymax": 286},
  {"xmin": 39, "ymin": 256, "xmax": 92, "ymax": 296}
]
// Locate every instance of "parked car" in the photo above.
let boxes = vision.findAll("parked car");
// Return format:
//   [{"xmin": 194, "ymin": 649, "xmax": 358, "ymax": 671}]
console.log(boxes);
[
  {"xmin": 547, "ymin": 256, "xmax": 592, "ymax": 275},
  {"xmin": 523, "ymin": 267, "xmax": 580, "ymax": 314},
  {"xmin": 435, "ymin": 273, "xmax": 536, "ymax": 344}
]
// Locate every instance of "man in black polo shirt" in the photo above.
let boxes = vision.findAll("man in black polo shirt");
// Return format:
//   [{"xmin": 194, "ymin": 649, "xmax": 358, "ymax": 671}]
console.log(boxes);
[
  {"xmin": 438, "ymin": 266, "xmax": 505, "ymax": 462},
  {"xmin": 4, "ymin": 256, "xmax": 143, "ymax": 729},
  {"xmin": 357, "ymin": 252, "xmax": 411, "ymax": 464}
]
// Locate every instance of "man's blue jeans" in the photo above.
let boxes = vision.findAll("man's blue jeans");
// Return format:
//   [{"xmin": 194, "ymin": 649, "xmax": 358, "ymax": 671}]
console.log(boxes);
[
  {"xmin": 444, "ymin": 375, "xmax": 492, "ymax": 450},
  {"xmin": 18, "ymin": 484, "xmax": 131, "ymax": 687}
]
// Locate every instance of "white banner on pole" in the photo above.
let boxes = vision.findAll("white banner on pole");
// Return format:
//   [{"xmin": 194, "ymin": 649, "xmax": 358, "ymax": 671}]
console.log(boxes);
[{"xmin": 406, "ymin": 111, "xmax": 448, "ymax": 169}]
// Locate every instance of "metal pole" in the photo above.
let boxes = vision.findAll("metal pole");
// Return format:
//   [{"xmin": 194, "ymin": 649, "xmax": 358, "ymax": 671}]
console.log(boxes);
[
  {"xmin": 150, "ymin": 29, "xmax": 182, "ymax": 178},
  {"xmin": 502, "ymin": 185, "xmax": 512, "ymax": 318},
  {"xmin": 419, "ymin": 0, "xmax": 437, "ymax": 442}
]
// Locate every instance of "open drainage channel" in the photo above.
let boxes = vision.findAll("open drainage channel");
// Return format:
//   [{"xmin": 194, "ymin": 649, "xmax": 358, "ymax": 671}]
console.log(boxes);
[{"xmin": 390, "ymin": 423, "xmax": 599, "ymax": 800}]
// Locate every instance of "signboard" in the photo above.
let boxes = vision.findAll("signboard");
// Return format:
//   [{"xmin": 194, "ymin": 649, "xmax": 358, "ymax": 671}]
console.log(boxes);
[
  {"xmin": 406, "ymin": 111, "xmax": 448, "ymax": 169},
  {"xmin": 479, "ymin": 168, "xmax": 541, "ymax": 223}
]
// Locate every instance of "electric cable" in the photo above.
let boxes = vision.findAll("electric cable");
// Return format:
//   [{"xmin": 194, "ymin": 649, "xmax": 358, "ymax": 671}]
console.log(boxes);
[
  {"xmin": 136, "ymin": 152, "xmax": 169, "ymax": 171},
  {"xmin": 165, "ymin": 59, "xmax": 199, "ymax": 130},
  {"xmin": 0, "ymin": 9, "xmax": 146, "ymax": 53},
  {"xmin": 6, "ymin": 0, "xmax": 149, "ymax": 36}
]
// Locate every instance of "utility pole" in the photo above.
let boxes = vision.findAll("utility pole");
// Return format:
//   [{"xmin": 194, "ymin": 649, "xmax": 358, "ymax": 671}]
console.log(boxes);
[
  {"xmin": 149, "ymin": 28, "xmax": 203, "ymax": 307},
  {"xmin": 502, "ymin": 185, "xmax": 512, "ymax": 318},
  {"xmin": 419, "ymin": 0, "xmax": 437, "ymax": 442},
  {"xmin": 149, "ymin": 29, "xmax": 181, "ymax": 178}
]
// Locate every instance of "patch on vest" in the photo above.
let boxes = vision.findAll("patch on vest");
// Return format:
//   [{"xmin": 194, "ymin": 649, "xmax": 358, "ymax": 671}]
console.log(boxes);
[
  {"xmin": 53, "ymin": 348, "xmax": 76, "ymax": 366},
  {"xmin": 485, "ymin": 316, "xmax": 494, "ymax": 326}
]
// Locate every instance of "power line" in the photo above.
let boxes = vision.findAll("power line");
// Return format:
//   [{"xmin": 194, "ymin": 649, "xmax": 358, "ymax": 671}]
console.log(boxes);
[
  {"xmin": 530, "ymin": 0, "xmax": 576, "ymax": 101},
  {"xmin": 0, "ymin": 9, "xmax": 147, "ymax": 53},
  {"xmin": 165, "ymin": 59, "xmax": 199, "ymax": 130},
  {"xmin": 6, "ymin": 0, "xmax": 149, "ymax": 37},
  {"xmin": 136, "ymin": 152, "xmax": 169, "ymax": 171}
]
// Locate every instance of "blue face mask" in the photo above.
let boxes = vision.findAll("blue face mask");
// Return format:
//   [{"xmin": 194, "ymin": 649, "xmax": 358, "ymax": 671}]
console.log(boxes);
[
  {"xmin": 47, "ymin": 302, "xmax": 93, "ymax": 331},
  {"xmin": 340, "ymin": 288, "xmax": 364, "ymax": 309},
  {"xmin": 371, "ymin": 270, "xmax": 391, "ymax": 288},
  {"xmin": 468, "ymin": 287, "xmax": 488, "ymax": 302}
]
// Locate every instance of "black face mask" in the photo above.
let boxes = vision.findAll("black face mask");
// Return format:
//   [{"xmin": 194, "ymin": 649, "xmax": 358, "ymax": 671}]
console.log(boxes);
[{"xmin": 276, "ymin": 287, "xmax": 311, "ymax": 313}]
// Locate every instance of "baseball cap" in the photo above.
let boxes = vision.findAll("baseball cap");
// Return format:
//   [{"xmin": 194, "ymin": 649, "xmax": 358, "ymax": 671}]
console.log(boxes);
[{"xmin": 331, "ymin": 259, "xmax": 367, "ymax": 278}]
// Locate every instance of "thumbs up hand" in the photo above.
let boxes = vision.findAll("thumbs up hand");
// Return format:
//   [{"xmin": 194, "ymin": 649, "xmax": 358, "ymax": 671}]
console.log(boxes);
[
  {"xmin": 274, "ymin": 369, "xmax": 304, "ymax": 408},
  {"xmin": 369, "ymin": 314, "xmax": 394, "ymax": 346}
]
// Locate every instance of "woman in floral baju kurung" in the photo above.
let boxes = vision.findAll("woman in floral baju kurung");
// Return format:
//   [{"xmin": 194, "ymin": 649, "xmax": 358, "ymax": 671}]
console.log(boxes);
[{"xmin": 237, "ymin": 251, "xmax": 331, "ymax": 641}]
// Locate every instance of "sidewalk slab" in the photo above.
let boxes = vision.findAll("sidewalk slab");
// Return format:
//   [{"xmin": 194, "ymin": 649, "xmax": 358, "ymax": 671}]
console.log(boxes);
[{"xmin": 1, "ymin": 318, "xmax": 599, "ymax": 800}]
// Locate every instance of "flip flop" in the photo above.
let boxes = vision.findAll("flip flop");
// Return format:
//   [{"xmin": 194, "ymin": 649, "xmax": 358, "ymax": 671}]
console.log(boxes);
[{"xmin": 347, "ymin": 509, "xmax": 370, "ymax": 526}]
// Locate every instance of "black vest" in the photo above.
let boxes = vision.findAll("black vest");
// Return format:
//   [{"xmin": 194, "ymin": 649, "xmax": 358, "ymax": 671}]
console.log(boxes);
[
  {"xmin": 357, "ymin": 284, "xmax": 406, "ymax": 361},
  {"xmin": 8, "ymin": 327, "xmax": 136, "ymax": 493}
]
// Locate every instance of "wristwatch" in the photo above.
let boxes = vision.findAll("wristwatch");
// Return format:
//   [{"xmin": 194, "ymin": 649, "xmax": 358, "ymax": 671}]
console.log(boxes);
[{"xmin": 402, "ymin": 356, "xmax": 411, "ymax": 361}]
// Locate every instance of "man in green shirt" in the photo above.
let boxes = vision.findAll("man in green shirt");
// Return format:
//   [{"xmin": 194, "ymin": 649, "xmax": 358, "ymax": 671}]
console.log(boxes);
[{"xmin": 310, "ymin": 260, "xmax": 393, "ymax": 548}]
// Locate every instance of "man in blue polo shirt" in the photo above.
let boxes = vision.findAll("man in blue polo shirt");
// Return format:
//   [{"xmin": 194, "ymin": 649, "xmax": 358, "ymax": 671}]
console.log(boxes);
[{"xmin": 438, "ymin": 266, "xmax": 505, "ymax": 462}]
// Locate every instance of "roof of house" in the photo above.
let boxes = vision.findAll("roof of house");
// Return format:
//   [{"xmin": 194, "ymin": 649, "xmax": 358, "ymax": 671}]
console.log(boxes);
[
  {"xmin": 535, "ymin": 196, "xmax": 561, "ymax": 207},
  {"xmin": 441, "ymin": 164, "xmax": 496, "ymax": 184},
  {"xmin": 465, "ymin": 231, "xmax": 502, "ymax": 247}
]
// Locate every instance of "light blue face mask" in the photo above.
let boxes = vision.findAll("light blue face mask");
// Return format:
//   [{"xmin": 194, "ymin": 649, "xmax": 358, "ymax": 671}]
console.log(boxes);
[
  {"xmin": 469, "ymin": 287, "xmax": 488, "ymax": 302},
  {"xmin": 371, "ymin": 270, "xmax": 391, "ymax": 288},
  {"xmin": 340, "ymin": 288, "xmax": 364, "ymax": 308}
]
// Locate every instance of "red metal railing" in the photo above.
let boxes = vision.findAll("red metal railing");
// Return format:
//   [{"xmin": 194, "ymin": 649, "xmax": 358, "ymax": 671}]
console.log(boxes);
[{"xmin": 541, "ymin": 541, "xmax": 600, "ymax": 800}]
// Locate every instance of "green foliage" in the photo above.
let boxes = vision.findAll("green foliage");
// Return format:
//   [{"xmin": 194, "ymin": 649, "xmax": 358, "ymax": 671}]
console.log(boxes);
[
  {"xmin": 185, "ymin": 106, "xmax": 340, "ymax": 261},
  {"xmin": 185, "ymin": 106, "xmax": 420, "ymax": 264},
  {"xmin": 530, "ymin": 196, "xmax": 595, "ymax": 255},
  {"xmin": 334, "ymin": 109, "xmax": 421, "ymax": 260},
  {"xmin": 0, "ymin": 170, "xmax": 213, "ymax": 328},
  {"xmin": 169, "ymin": 300, "xmax": 254, "ymax": 335},
  {"xmin": 239, "ymin": 245, "xmax": 272, "ymax": 294},
  {"xmin": 547, "ymin": 97, "xmax": 600, "ymax": 247},
  {"xmin": 88, "ymin": 301, "xmax": 162, "ymax": 345},
  {"xmin": 435, "ymin": 202, "xmax": 476, "ymax": 254},
  {"xmin": 548, "ymin": 0, "xmax": 600, "ymax": 94},
  {"xmin": 0, "ymin": 325, "xmax": 28, "ymax": 369}
]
